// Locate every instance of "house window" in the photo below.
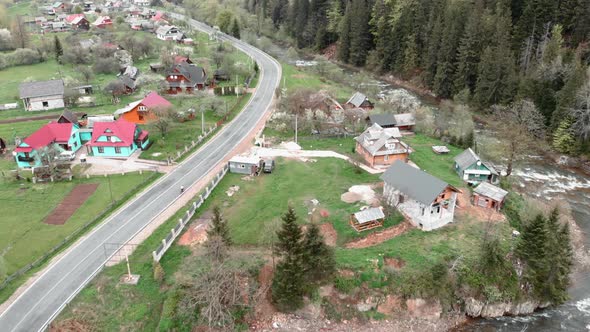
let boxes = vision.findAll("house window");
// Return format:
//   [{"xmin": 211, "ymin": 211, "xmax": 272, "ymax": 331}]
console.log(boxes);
[
  {"xmin": 421, "ymin": 207, "xmax": 425, "ymax": 216},
  {"xmin": 384, "ymin": 155, "xmax": 389, "ymax": 161},
  {"xmin": 115, "ymin": 147, "xmax": 121, "ymax": 154},
  {"xmin": 139, "ymin": 105, "xmax": 147, "ymax": 111},
  {"xmin": 42, "ymin": 101, "xmax": 49, "ymax": 107},
  {"xmin": 97, "ymin": 146, "xmax": 104, "ymax": 153},
  {"xmin": 240, "ymin": 164, "xmax": 245, "ymax": 168},
  {"xmin": 138, "ymin": 113, "xmax": 144, "ymax": 121}
]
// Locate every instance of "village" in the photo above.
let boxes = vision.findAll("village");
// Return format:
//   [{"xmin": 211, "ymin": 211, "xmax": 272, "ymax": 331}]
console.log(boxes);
[{"xmin": 0, "ymin": 0, "xmax": 583, "ymax": 331}]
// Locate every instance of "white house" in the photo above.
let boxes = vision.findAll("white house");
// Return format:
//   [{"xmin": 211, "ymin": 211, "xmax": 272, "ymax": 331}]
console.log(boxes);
[
  {"xmin": 155, "ymin": 25, "xmax": 184, "ymax": 41},
  {"xmin": 19, "ymin": 79, "xmax": 65, "ymax": 111},
  {"xmin": 381, "ymin": 161, "xmax": 461, "ymax": 231}
]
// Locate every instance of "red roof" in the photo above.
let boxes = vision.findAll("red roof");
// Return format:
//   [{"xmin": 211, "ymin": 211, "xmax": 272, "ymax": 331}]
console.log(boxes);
[
  {"xmin": 89, "ymin": 118, "xmax": 138, "ymax": 147},
  {"xmin": 151, "ymin": 12, "xmax": 166, "ymax": 22},
  {"xmin": 137, "ymin": 130, "xmax": 148, "ymax": 140},
  {"xmin": 65, "ymin": 14, "xmax": 85, "ymax": 23},
  {"xmin": 15, "ymin": 122, "xmax": 73, "ymax": 152},
  {"xmin": 141, "ymin": 92, "xmax": 172, "ymax": 109},
  {"xmin": 174, "ymin": 56, "xmax": 190, "ymax": 64}
]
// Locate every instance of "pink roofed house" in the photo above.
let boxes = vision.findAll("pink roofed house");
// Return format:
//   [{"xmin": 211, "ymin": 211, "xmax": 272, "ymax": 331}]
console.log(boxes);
[
  {"xmin": 87, "ymin": 118, "xmax": 150, "ymax": 157},
  {"xmin": 114, "ymin": 91, "xmax": 172, "ymax": 124},
  {"xmin": 93, "ymin": 16, "xmax": 113, "ymax": 29},
  {"xmin": 14, "ymin": 122, "xmax": 82, "ymax": 168}
]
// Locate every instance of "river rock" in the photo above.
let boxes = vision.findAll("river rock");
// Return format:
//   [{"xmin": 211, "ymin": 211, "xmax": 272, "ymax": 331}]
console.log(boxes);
[
  {"xmin": 406, "ymin": 298, "xmax": 442, "ymax": 320},
  {"xmin": 464, "ymin": 298, "xmax": 546, "ymax": 318},
  {"xmin": 480, "ymin": 302, "xmax": 511, "ymax": 317},
  {"xmin": 464, "ymin": 298, "xmax": 484, "ymax": 317},
  {"xmin": 507, "ymin": 301, "xmax": 539, "ymax": 315}
]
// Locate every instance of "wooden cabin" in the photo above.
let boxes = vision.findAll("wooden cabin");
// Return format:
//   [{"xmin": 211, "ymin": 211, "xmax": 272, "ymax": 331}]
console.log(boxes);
[{"xmin": 350, "ymin": 207, "xmax": 385, "ymax": 232}]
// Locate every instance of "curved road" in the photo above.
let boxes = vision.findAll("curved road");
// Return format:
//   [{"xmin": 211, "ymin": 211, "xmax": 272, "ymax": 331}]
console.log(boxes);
[{"xmin": 0, "ymin": 14, "xmax": 281, "ymax": 332}]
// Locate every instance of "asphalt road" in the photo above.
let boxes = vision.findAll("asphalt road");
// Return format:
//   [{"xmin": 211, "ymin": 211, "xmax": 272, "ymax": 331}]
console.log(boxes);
[{"xmin": 0, "ymin": 14, "xmax": 281, "ymax": 332}]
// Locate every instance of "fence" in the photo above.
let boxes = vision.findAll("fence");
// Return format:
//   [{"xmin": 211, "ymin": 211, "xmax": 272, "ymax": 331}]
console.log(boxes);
[
  {"xmin": 152, "ymin": 164, "xmax": 229, "ymax": 262},
  {"xmin": 0, "ymin": 171, "xmax": 160, "ymax": 291},
  {"xmin": 170, "ymin": 124, "xmax": 217, "ymax": 163}
]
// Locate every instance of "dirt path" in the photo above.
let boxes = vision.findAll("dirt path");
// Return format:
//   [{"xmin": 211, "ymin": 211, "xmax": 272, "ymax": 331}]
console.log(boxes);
[
  {"xmin": 250, "ymin": 262, "xmax": 276, "ymax": 330},
  {"xmin": 344, "ymin": 220, "xmax": 414, "ymax": 249},
  {"xmin": 319, "ymin": 223, "xmax": 337, "ymax": 246},
  {"xmin": 0, "ymin": 112, "xmax": 86, "ymax": 124},
  {"xmin": 44, "ymin": 184, "xmax": 99, "ymax": 225}
]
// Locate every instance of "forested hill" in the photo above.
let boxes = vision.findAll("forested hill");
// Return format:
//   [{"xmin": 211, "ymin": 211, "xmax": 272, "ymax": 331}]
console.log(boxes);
[{"xmin": 242, "ymin": 0, "xmax": 590, "ymax": 151}]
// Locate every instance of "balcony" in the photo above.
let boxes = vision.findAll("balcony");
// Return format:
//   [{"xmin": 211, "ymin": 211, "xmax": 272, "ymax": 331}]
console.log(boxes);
[{"xmin": 17, "ymin": 155, "xmax": 34, "ymax": 163}]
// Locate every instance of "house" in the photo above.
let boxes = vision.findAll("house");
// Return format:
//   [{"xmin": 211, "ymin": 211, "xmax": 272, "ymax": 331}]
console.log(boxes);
[
  {"xmin": 349, "ymin": 207, "xmax": 385, "ymax": 232},
  {"xmin": 67, "ymin": 15, "xmax": 90, "ymax": 30},
  {"xmin": 114, "ymin": 91, "xmax": 171, "ymax": 124},
  {"xmin": 381, "ymin": 161, "xmax": 461, "ymax": 231},
  {"xmin": 93, "ymin": 16, "xmax": 113, "ymax": 28},
  {"xmin": 345, "ymin": 92, "xmax": 374, "ymax": 110},
  {"xmin": 35, "ymin": 17, "xmax": 48, "ymax": 25},
  {"xmin": 133, "ymin": 0, "xmax": 150, "ymax": 6},
  {"xmin": 165, "ymin": 62, "xmax": 207, "ymax": 94},
  {"xmin": 155, "ymin": 25, "xmax": 184, "ymax": 41},
  {"xmin": 151, "ymin": 11, "xmax": 167, "ymax": 23},
  {"xmin": 213, "ymin": 69, "xmax": 230, "ymax": 82},
  {"xmin": 366, "ymin": 113, "xmax": 416, "ymax": 132},
  {"xmin": 174, "ymin": 55, "xmax": 192, "ymax": 64},
  {"xmin": 49, "ymin": 21, "xmax": 69, "ymax": 32},
  {"xmin": 56, "ymin": 13, "xmax": 67, "ymax": 21},
  {"xmin": 228, "ymin": 156, "xmax": 263, "ymax": 175},
  {"xmin": 119, "ymin": 66, "xmax": 139, "ymax": 80},
  {"xmin": 71, "ymin": 84, "xmax": 93, "ymax": 95},
  {"xmin": 52, "ymin": 1, "xmax": 65, "ymax": 13},
  {"xmin": 19, "ymin": 79, "xmax": 65, "ymax": 111},
  {"xmin": 472, "ymin": 182, "xmax": 508, "ymax": 211},
  {"xmin": 454, "ymin": 148, "xmax": 499, "ymax": 185},
  {"xmin": 119, "ymin": 76, "xmax": 137, "ymax": 94},
  {"xmin": 355, "ymin": 123, "xmax": 410, "ymax": 167},
  {"xmin": 14, "ymin": 122, "xmax": 82, "ymax": 168},
  {"xmin": 87, "ymin": 118, "xmax": 150, "ymax": 157},
  {"xmin": 56, "ymin": 110, "xmax": 80, "ymax": 125}
]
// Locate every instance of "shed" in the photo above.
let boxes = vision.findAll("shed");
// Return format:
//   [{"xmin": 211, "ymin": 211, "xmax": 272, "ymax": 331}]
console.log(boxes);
[
  {"xmin": 350, "ymin": 207, "xmax": 385, "ymax": 232},
  {"xmin": 228, "ymin": 156, "xmax": 262, "ymax": 175},
  {"xmin": 473, "ymin": 182, "xmax": 508, "ymax": 211}
]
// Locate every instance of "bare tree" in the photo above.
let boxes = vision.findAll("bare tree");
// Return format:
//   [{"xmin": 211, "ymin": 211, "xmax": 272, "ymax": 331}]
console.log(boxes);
[
  {"xmin": 571, "ymin": 81, "xmax": 590, "ymax": 142},
  {"xmin": 77, "ymin": 66, "xmax": 94, "ymax": 84},
  {"xmin": 10, "ymin": 16, "xmax": 28, "ymax": 49},
  {"xmin": 151, "ymin": 105, "xmax": 175, "ymax": 137},
  {"xmin": 491, "ymin": 99, "xmax": 546, "ymax": 176}
]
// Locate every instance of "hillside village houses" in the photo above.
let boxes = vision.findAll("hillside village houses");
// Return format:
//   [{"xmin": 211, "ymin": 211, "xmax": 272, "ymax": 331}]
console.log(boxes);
[
  {"xmin": 19, "ymin": 79, "xmax": 65, "ymax": 111},
  {"xmin": 114, "ymin": 91, "xmax": 172, "ymax": 124},
  {"xmin": 355, "ymin": 123, "xmax": 410, "ymax": 167},
  {"xmin": 381, "ymin": 161, "xmax": 461, "ymax": 231},
  {"xmin": 345, "ymin": 92, "xmax": 374, "ymax": 110},
  {"xmin": 454, "ymin": 148, "xmax": 500, "ymax": 185}
]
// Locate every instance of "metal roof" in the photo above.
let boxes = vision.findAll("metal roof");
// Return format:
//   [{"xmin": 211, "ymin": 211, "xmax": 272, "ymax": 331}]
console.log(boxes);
[
  {"xmin": 355, "ymin": 123, "xmax": 406, "ymax": 157},
  {"xmin": 353, "ymin": 207, "xmax": 385, "ymax": 224},
  {"xmin": 393, "ymin": 113, "xmax": 415, "ymax": 126},
  {"xmin": 454, "ymin": 148, "xmax": 479, "ymax": 172},
  {"xmin": 346, "ymin": 92, "xmax": 369, "ymax": 107},
  {"xmin": 474, "ymin": 182, "xmax": 508, "ymax": 202},
  {"xmin": 19, "ymin": 79, "xmax": 64, "ymax": 99},
  {"xmin": 229, "ymin": 155, "xmax": 260, "ymax": 165},
  {"xmin": 380, "ymin": 161, "xmax": 450, "ymax": 205},
  {"xmin": 369, "ymin": 113, "xmax": 396, "ymax": 127}
]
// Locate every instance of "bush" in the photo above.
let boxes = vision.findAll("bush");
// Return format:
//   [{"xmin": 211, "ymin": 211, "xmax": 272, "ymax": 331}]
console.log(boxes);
[
  {"xmin": 5, "ymin": 48, "xmax": 43, "ymax": 66},
  {"xmin": 153, "ymin": 261, "xmax": 165, "ymax": 284},
  {"xmin": 333, "ymin": 276, "xmax": 359, "ymax": 294},
  {"xmin": 62, "ymin": 46, "xmax": 91, "ymax": 64},
  {"xmin": 93, "ymin": 57, "xmax": 120, "ymax": 74}
]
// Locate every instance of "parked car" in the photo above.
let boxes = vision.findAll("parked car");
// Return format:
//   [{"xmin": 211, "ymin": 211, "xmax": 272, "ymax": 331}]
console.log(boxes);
[
  {"xmin": 55, "ymin": 151, "xmax": 76, "ymax": 161},
  {"xmin": 263, "ymin": 158, "xmax": 275, "ymax": 173}
]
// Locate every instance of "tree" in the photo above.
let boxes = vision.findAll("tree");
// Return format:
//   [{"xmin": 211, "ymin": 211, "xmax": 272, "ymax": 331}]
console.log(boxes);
[
  {"xmin": 337, "ymin": 1, "xmax": 351, "ymax": 63},
  {"xmin": 347, "ymin": 0, "xmax": 371, "ymax": 66},
  {"xmin": 491, "ymin": 99, "xmax": 546, "ymax": 176},
  {"xmin": 54, "ymin": 36, "xmax": 63, "ymax": 63},
  {"xmin": 93, "ymin": 57, "xmax": 120, "ymax": 74},
  {"xmin": 553, "ymin": 117, "xmax": 578, "ymax": 154},
  {"xmin": 207, "ymin": 206, "xmax": 232, "ymax": 246},
  {"xmin": 73, "ymin": 5, "xmax": 82, "ymax": 14},
  {"xmin": 515, "ymin": 213, "xmax": 550, "ymax": 298},
  {"xmin": 301, "ymin": 223, "xmax": 335, "ymax": 285},
  {"xmin": 571, "ymin": 80, "xmax": 590, "ymax": 142},
  {"xmin": 10, "ymin": 16, "xmax": 28, "ymax": 49},
  {"xmin": 77, "ymin": 66, "xmax": 94, "ymax": 84},
  {"xmin": 230, "ymin": 18, "xmax": 240, "ymax": 38},
  {"xmin": 271, "ymin": 207, "xmax": 305, "ymax": 312},
  {"xmin": 544, "ymin": 208, "xmax": 573, "ymax": 304}
]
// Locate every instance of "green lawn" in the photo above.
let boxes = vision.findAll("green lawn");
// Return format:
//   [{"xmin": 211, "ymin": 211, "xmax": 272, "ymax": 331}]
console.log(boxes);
[
  {"xmin": 281, "ymin": 63, "xmax": 353, "ymax": 100},
  {"xmin": 0, "ymin": 172, "xmax": 156, "ymax": 278}
]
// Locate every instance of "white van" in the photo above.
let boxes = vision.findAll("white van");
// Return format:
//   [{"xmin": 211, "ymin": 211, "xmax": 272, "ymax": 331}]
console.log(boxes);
[{"xmin": 55, "ymin": 151, "xmax": 76, "ymax": 161}]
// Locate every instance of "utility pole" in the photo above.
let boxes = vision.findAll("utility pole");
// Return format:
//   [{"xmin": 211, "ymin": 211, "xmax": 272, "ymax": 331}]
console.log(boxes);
[
  {"xmin": 200, "ymin": 105, "xmax": 205, "ymax": 134},
  {"xmin": 125, "ymin": 254, "xmax": 132, "ymax": 280},
  {"xmin": 295, "ymin": 113, "xmax": 298, "ymax": 144}
]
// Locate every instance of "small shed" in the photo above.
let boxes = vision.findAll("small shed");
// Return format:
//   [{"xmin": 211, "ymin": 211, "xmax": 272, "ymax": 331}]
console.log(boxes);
[
  {"xmin": 350, "ymin": 207, "xmax": 385, "ymax": 232},
  {"xmin": 473, "ymin": 182, "xmax": 508, "ymax": 211},
  {"xmin": 432, "ymin": 146, "xmax": 450, "ymax": 154},
  {"xmin": 228, "ymin": 156, "xmax": 263, "ymax": 175}
]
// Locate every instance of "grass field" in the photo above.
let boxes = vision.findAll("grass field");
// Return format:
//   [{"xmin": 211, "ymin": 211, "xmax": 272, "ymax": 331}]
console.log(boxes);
[
  {"xmin": 0, "ymin": 172, "xmax": 156, "ymax": 278},
  {"xmin": 281, "ymin": 63, "xmax": 353, "ymax": 100}
]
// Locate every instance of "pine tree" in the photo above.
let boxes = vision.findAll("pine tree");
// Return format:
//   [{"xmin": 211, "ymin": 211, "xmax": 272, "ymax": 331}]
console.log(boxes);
[
  {"xmin": 453, "ymin": 3, "xmax": 483, "ymax": 94},
  {"xmin": 54, "ymin": 36, "xmax": 63, "ymax": 63},
  {"xmin": 544, "ymin": 208, "xmax": 573, "ymax": 304},
  {"xmin": 553, "ymin": 117, "xmax": 577, "ymax": 155},
  {"xmin": 272, "ymin": 207, "xmax": 305, "ymax": 312},
  {"xmin": 515, "ymin": 214, "xmax": 550, "ymax": 299},
  {"xmin": 302, "ymin": 223, "xmax": 335, "ymax": 285},
  {"xmin": 230, "ymin": 18, "xmax": 241, "ymax": 39},
  {"xmin": 207, "ymin": 206, "xmax": 232, "ymax": 246},
  {"xmin": 348, "ymin": 0, "xmax": 371, "ymax": 66},
  {"xmin": 337, "ymin": 1, "xmax": 352, "ymax": 63},
  {"xmin": 433, "ymin": 3, "xmax": 466, "ymax": 98}
]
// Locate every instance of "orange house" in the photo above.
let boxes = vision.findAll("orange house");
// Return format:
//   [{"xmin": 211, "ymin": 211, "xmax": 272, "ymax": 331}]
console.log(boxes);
[{"xmin": 114, "ymin": 92, "xmax": 172, "ymax": 124}]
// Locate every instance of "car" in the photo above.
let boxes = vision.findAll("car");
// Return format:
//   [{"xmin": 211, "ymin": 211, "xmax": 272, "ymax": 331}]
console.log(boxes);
[{"xmin": 55, "ymin": 151, "xmax": 76, "ymax": 161}]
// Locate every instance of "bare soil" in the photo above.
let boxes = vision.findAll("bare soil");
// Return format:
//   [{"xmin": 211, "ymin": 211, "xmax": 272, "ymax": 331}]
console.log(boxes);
[
  {"xmin": 455, "ymin": 189, "xmax": 506, "ymax": 223},
  {"xmin": 384, "ymin": 257, "xmax": 406, "ymax": 269},
  {"xmin": 319, "ymin": 223, "xmax": 337, "ymax": 246},
  {"xmin": 49, "ymin": 318, "xmax": 94, "ymax": 332},
  {"xmin": 44, "ymin": 183, "xmax": 99, "ymax": 225},
  {"xmin": 249, "ymin": 262, "xmax": 276, "ymax": 330},
  {"xmin": 177, "ymin": 211, "xmax": 213, "ymax": 246},
  {"xmin": 344, "ymin": 221, "xmax": 414, "ymax": 249}
]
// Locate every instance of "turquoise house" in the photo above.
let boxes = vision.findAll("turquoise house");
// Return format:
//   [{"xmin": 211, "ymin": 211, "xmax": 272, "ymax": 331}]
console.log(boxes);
[
  {"xmin": 453, "ymin": 148, "xmax": 499, "ymax": 185},
  {"xmin": 14, "ymin": 122, "xmax": 82, "ymax": 168},
  {"xmin": 88, "ymin": 118, "xmax": 150, "ymax": 157}
]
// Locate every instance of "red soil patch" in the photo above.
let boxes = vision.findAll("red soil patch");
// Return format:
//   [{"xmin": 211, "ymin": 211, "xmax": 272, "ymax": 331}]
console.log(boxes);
[
  {"xmin": 384, "ymin": 257, "xmax": 406, "ymax": 269},
  {"xmin": 344, "ymin": 220, "xmax": 414, "ymax": 249},
  {"xmin": 177, "ymin": 211, "xmax": 213, "ymax": 246},
  {"xmin": 249, "ymin": 262, "xmax": 276, "ymax": 330},
  {"xmin": 44, "ymin": 184, "xmax": 99, "ymax": 225},
  {"xmin": 319, "ymin": 223, "xmax": 337, "ymax": 246},
  {"xmin": 50, "ymin": 318, "xmax": 93, "ymax": 332}
]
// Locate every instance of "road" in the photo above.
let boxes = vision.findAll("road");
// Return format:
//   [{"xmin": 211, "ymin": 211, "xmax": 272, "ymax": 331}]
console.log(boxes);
[{"xmin": 0, "ymin": 13, "xmax": 281, "ymax": 332}]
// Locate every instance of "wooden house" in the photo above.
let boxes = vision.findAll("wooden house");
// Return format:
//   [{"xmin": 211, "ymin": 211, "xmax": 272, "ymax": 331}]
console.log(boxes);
[
  {"xmin": 19, "ymin": 79, "xmax": 65, "ymax": 111},
  {"xmin": 366, "ymin": 113, "xmax": 415, "ymax": 132},
  {"xmin": 345, "ymin": 92, "xmax": 374, "ymax": 110},
  {"xmin": 52, "ymin": 1, "xmax": 66, "ymax": 13},
  {"xmin": 93, "ymin": 16, "xmax": 113, "ymax": 28},
  {"xmin": 155, "ymin": 25, "xmax": 184, "ymax": 41},
  {"xmin": 66, "ymin": 14, "xmax": 90, "ymax": 30},
  {"xmin": 228, "ymin": 156, "xmax": 263, "ymax": 175},
  {"xmin": 114, "ymin": 91, "xmax": 171, "ymax": 124},
  {"xmin": 473, "ymin": 182, "xmax": 508, "ymax": 211},
  {"xmin": 350, "ymin": 207, "xmax": 385, "ymax": 232},
  {"xmin": 165, "ymin": 62, "xmax": 207, "ymax": 94},
  {"xmin": 14, "ymin": 122, "xmax": 82, "ymax": 168},
  {"xmin": 381, "ymin": 161, "xmax": 460, "ymax": 231},
  {"xmin": 454, "ymin": 148, "xmax": 499, "ymax": 185},
  {"xmin": 355, "ymin": 123, "xmax": 410, "ymax": 167}
]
